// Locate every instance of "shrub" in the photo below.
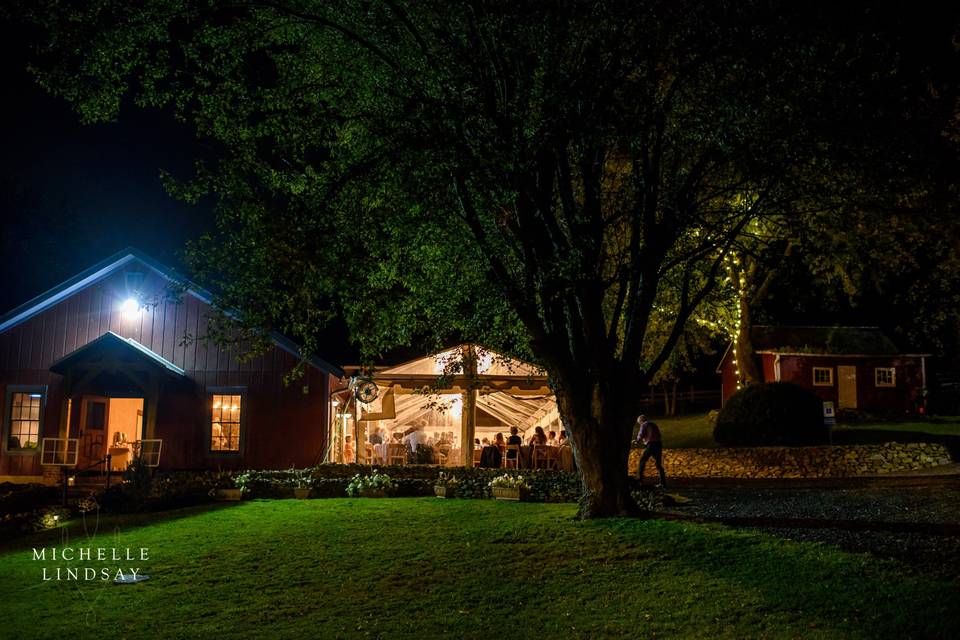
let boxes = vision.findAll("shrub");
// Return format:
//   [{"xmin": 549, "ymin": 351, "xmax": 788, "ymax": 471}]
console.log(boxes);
[
  {"xmin": 345, "ymin": 472, "xmax": 398, "ymax": 496},
  {"xmin": 714, "ymin": 382, "xmax": 828, "ymax": 446},
  {"xmin": 0, "ymin": 483, "xmax": 57, "ymax": 518}
]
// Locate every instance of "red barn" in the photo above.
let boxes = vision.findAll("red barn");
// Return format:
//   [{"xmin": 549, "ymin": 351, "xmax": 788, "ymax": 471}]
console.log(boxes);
[
  {"xmin": 0, "ymin": 249, "xmax": 343, "ymax": 483},
  {"xmin": 717, "ymin": 326, "xmax": 928, "ymax": 413}
]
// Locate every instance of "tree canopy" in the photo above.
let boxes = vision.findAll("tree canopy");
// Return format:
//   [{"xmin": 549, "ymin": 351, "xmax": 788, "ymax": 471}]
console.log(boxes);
[{"xmin": 22, "ymin": 0, "xmax": 958, "ymax": 516}]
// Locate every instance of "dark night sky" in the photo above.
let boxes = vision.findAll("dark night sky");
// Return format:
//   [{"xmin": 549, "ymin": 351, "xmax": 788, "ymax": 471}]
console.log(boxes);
[{"xmin": 0, "ymin": 18, "xmax": 214, "ymax": 315}]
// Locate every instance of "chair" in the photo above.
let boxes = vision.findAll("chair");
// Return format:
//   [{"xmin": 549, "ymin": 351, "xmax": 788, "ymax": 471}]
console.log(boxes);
[
  {"xmin": 364, "ymin": 443, "xmax": 382, "ymax": 466},
  {"xmin": 503, "ymin": 444, "xmax": 520, "ymax": 469},
  {"xmin": 387, "ymin": 443, "xmax": 407, "ymax": 466},
  {"xmin": 472, "ymin": 448, "xmax": 482, "ymax": 467},
  {"xmin": 532, "ymin": 444, "xmax": 559, "ymax": 470}
]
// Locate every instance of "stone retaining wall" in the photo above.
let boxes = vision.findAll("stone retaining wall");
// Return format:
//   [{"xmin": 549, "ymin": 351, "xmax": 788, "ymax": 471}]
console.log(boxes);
[{"xmin": 629, "ymin": 442, "xmax": 953, "ymax": 479}]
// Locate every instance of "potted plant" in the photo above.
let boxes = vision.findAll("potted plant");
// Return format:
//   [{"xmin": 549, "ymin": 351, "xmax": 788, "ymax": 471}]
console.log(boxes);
[
  {"xmin": 212, "ymin": 474, "xmax": 243, "ymax": 501},
  {"xmin": 293, "ymin": 477, "xmax": 311, "ymax": 499},
  {"xmin": 433, "ymin": 472, "xmax": 459, "ymax": 498},
  {"xmin": 489, "ymin": 474, "xmax": 530, "ymax": 501},
  {"xmin": 346, "ymin": 471, "xmax": 396, "ymax": 498}
]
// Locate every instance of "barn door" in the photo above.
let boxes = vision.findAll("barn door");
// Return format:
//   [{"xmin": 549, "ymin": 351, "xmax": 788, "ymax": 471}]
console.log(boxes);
[
  {"xmin": 78, "ymin": 396, "xmax": 110, "ymax": 468},
  {"xmin": 837, "ymin": 366, "xmax": 858, "ymax": 409}
]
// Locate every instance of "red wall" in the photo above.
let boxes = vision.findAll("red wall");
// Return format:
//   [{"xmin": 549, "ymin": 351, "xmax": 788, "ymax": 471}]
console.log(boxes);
[
  {"xmin": 777, "ymin": 355, "xmax": 924, "ymax": 413},
  {"xmin": 719, "ymin": 349, "xmax": 924, "ymax": 415},
  {"xmin": 0, "ymin": 260, "xmax": 333, "ymax": 475},
  {"xmin": 719, "ymin": 348, "xmax": 738, "ymax": 404}
]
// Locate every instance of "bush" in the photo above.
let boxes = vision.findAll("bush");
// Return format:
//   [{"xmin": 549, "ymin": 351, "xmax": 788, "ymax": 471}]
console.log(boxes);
[
  {"xmin": 714, "ymin": 382, "xmax": 828, "ymax": 446},
  {"xmin": 0, "ymin": 483, "xmax": 57, "ymax": 518}
]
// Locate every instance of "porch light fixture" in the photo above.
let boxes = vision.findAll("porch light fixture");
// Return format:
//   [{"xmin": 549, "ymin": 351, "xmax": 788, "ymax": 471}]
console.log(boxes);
[{"xmin": 121, "ymin": 297, "xmax": 140, "ymax": 315}]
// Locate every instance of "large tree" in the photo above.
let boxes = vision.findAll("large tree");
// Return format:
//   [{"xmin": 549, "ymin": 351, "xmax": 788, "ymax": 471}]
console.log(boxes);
[{"xmin": 24, "ymin": 0, "xmax": 923, "ymax": 516}]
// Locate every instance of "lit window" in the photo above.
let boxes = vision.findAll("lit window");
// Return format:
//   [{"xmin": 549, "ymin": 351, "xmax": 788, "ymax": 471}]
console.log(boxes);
[
  {"xmin": 211, "ymin": 394, "xmax": 242, "ymax": 451},
  {"xmin": 875, "ymin": 368, "xmax": 896, "ymax": 387},
  {"xmin": 7, "ymin": 391, "xmax": 43, "ymax": 450},
  {"xmin": 813, "ymin": 367, "xmax": 833, "ymax": 386}
]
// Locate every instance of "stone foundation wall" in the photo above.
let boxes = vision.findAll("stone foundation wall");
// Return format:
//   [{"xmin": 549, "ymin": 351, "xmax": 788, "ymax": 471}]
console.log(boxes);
[{"xmin": 629, "ymin": 442, "xmax": 953, "ymax": 479}]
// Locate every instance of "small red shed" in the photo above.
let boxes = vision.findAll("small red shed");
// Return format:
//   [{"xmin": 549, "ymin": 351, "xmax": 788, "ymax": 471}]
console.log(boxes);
[
  {"xmin": 717, "ymin": 326, "xmax": 928, "ymax": 414},
  {"xmin": 0, "ymin": 248, "xmax": 343, "ymax": 483}
]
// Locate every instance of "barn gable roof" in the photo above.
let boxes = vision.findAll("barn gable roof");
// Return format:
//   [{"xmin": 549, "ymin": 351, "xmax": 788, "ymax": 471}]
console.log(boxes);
[
  {"xmin": 715, "ymin": 325, "xmax": 930, "ymax": 373},
  {"xmin": 751, "ymin": 325, "xmax": 901, "ymax": 355},
  {"xmin": 0, "ymin": 247, "xmax": 343, "ymax": 377}
]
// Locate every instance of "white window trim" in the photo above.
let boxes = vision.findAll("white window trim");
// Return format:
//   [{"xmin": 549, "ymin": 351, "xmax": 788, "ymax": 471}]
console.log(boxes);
[
  {"xmin": 812, "ymin": 367, "xmax": 834, "ymax": 387},
  {"xmin": 4, "ymin": 385, "xmax": 48, "ymax": 455},
  {"xmin": 875, "ymin": 367, "xmax": 896, "ymax": 388},
  {"xmin": 207, "ymin": 386, "xmax": 247, "ymax": 455}
]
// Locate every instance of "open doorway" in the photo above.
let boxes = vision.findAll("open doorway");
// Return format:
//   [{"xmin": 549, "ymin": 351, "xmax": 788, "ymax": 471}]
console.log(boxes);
[
  {"xmin": 105, "ymin": 398, "xmax": 143, "ymax": 471},
  {"xmin": 76, "ymin": 396, "xmax": 144, "ymax": 471}
]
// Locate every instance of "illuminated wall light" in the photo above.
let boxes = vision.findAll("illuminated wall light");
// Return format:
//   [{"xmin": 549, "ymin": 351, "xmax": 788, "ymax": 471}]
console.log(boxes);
[{"xmin": 121, "ymin": 298, "xmax": 140, "ymax": 315}]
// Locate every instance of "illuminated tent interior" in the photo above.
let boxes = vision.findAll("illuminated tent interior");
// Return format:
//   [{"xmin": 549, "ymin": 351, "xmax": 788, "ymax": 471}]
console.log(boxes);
[{"xmin": 327, "ymin": 345, "xmax": 560, "ymax": 465}]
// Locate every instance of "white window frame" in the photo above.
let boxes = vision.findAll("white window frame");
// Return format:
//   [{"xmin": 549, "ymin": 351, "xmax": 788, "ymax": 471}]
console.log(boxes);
[
  {"xmin": 812, "ymin": 367, "xmax": 834, "ymax": 387},
  {"xmin": 207, "ymin": 387, "xmax": 247, "ymax": 455},
  {"xmin": 875, "ymin": 367, "xmax": 896, "ymax": 388},
  {"xmin": 4, "ymin": 385, "xmax": 47, "ymax": 454}
]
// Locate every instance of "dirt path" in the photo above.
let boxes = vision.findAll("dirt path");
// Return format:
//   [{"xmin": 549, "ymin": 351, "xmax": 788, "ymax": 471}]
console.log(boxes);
[{"xmin": 662, "ymin": 476, "xmax": 960, "ymax": 580}]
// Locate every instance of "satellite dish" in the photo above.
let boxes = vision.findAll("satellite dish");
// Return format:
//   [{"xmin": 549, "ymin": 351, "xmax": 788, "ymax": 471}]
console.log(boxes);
[{"xmin": 354, "ymin": 379, "xmax": 380, "ymax": 403}]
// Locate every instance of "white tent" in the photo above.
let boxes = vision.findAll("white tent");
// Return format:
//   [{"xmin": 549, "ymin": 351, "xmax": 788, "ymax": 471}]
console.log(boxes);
[{"xmin": 328, "ymin": 345, "xmax": 559, "ymax": 465}]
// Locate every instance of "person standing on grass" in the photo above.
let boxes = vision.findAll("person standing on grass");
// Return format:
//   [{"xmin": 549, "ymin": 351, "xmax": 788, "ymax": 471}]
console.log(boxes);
[{"xmin": 635, "ymin": 414, "xmax": 667, "ymax": 488}]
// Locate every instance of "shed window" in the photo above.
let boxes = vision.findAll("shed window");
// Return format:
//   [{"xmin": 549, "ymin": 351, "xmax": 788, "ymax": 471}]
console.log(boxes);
[
  {"xmin": 813, "ymin": 367, "xmax": 833, "ymax": 386},
  {"xmin": 6, "ymin": 389, "xmax": 44, "ymax": 451},
  {"xmin": 875, "ymin": 367, "xmax": 896, "ymax": 387},
  {"xmin": 211, "ymin": 394, "xmax": 242, "ymax": 451}
]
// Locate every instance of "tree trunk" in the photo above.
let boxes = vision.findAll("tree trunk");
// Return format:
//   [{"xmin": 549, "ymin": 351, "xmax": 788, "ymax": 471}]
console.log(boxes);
[
  {"xmin": 735, "ymin": 294, "xmax": 763, "ymax": 385},
  {"xmin": 553, "ymin": 373, "xmax": 643, "ymax": 519},
  {"xmin": 670, "ymin": 379, "xmax": 678, "ymax": 416}
]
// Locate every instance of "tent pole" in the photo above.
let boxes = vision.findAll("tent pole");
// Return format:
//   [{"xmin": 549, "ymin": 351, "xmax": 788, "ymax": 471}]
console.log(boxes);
[{"xmin": 460, "ymin": 345, "xmax": 478, "ymax": 467}]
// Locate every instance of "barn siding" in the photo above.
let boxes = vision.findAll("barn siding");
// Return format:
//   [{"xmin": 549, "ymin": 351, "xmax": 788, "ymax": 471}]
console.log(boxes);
[
  {"xmin": 0, "ymin": 260, "xmax": 333, "ymax": 477},
  {"xmin": 778, "ymin": 355, "xmax": 923, "ymax": 413}
]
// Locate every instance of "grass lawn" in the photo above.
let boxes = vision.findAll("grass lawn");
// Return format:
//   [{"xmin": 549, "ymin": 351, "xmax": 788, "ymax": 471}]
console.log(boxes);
[
  {"xmin": 655, "ymin": 413, "xmax": 960, "ymax": 450},
  {"xmin": 0, "ymin": 499, "xmax": 957, "ymax": 639}
]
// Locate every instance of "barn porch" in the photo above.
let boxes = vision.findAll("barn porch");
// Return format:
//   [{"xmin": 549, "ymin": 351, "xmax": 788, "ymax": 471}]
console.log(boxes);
[{"xmin": 48, "ymin": 331, "xmax": 186, "ymax": 473}]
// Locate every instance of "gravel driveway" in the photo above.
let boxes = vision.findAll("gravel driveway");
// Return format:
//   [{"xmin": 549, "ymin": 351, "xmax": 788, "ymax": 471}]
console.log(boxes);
[{"xmin": 663, "ymin": 476, "xmax": 960, "ymax": 580}]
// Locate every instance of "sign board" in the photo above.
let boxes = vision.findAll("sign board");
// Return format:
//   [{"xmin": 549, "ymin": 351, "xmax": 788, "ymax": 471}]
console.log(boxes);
[
  {"xmin": 40, "ymin": 438, "xmax": 79, "ymax": 466},
  {"xmin": 137, "ymin": 439, "xmax": 163, "ymax": 467},
  {"xmin": 822, "ymin": 401, "xmax": 836, "ymax": 426}
]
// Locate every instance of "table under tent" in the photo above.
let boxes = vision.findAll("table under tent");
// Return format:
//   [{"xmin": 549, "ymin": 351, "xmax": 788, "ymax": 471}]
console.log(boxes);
[{"xmin": 327, "ymin": 345, "xmax": 562, "ymax": 466}]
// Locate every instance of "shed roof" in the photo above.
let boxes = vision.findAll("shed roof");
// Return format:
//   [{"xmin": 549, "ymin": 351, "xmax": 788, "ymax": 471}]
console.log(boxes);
[{"xmin": 750, "ymin": 325, "xmax": 900, "ymax": 355}]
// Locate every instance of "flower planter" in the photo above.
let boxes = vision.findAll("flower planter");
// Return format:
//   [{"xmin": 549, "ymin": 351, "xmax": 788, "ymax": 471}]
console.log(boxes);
[
  {"xmin": 359, "ymin": 488, "xmax": 387, "ymax": 498},
  {"xmin": 293, "ymin": 487, "xmax": 311, "ymax": 499},
  {"xmin": 491, "ymin": 486, "xmax": 524, "ymax": 501},
  {"xmin": 434, "ymin": 485, "xmax": 456, "ymax": 498},
  {"xmin": 214, "ymin": 488, "xmax": 243, "ymax": 501}
]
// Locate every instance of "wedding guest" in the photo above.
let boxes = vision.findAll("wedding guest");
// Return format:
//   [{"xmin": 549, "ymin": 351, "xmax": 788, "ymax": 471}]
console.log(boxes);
[
  {"xmin": 547, "ymin": 430, "xmax": 557, "ymax": 446},
  {"xmin": 505, "ymin": 426, "xmax": 522, "ymax": 464},
  {"xmin": 528, "ymin": 426, "xmax": 547, "ymax": 446},
  {"xmin": 343, "ymin": 435, "xmax": 355, "ymax": 462}
]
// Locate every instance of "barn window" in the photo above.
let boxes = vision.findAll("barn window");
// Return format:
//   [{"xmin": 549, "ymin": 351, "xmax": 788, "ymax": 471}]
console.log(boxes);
[
  {"xmin": 875, "ymin": 367, "xmax": 896, "ymax": 387},
  {"xmin": 813, "ymin": 367, "xmax": 833, "ymax": 386},
  {"xmin": 5, "ymin": 386, "xmax": 46, "ymax": 451},
  {"xmin": 209, "ymin": 390, "xmax": 244, "ymax": 452}
]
